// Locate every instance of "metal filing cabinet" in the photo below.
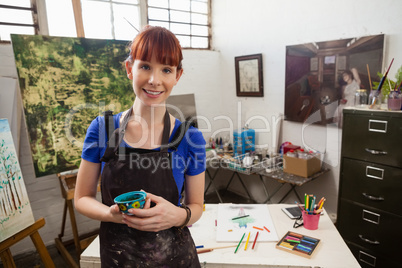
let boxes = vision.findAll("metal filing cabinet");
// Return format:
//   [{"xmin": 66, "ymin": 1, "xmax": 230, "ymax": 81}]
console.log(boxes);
[{"xmin": 337, "ymin": 108, "xmax": 402, "ymax": 268}]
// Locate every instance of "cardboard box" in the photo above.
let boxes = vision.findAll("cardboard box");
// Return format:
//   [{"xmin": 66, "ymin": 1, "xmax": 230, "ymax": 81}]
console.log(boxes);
[{"xmin": 283, "ymin": 155, "xmax": 321, "ymax": 178}]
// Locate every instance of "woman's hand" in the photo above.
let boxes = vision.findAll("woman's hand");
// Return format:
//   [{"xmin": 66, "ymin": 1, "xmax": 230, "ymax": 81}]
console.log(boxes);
[
  {"xmin": 108, "ymin": 203, "xmax": 125, "ymax": 223},
  {"xmin": 121, "ymin": 192, "xmax": 186, "ymax": 232}
]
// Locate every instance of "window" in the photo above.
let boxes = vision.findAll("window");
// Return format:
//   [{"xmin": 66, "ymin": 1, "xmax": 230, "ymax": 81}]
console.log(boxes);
[
  {"xmin": 0, "ymin": 0, "xmax": 38, "ymax": 41},
  {"xmin": 2, "ymin": 0, "xmax": 211, "ymax": 48},
  {"xmin": 147, "ymin": 0, "xmax": 210, "ymax": 49},
  {"xmin": 81, "ymin": 0, "xmax": 141, "ymax": 40}
]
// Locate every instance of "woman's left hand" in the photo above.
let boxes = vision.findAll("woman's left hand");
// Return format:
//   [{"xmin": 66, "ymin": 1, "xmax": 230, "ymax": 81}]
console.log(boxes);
[{"xmin": 121, "ymin": 192, "xmax": 186, "ymax": 232}]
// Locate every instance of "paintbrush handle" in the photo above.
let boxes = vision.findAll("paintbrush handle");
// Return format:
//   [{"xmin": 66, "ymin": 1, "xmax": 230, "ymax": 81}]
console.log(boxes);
[{"xmin": 197, "ymin": 249, "xmax": 213, "ymax": 254}]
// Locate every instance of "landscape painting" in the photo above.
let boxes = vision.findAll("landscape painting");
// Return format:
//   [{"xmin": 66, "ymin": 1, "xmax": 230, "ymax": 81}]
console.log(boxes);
[
  {"xmin": 0, "ymin": 119, "xmax": 35, "ymax": 242},
  {"xmin": 11, "ymin": 34, "xmax": 133, "ymax": 177}
]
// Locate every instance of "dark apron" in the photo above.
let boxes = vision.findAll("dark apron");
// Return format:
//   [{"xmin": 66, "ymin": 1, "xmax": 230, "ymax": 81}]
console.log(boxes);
[{"xmin": 99, "ymin": 107, "xmax": 200, "ymax": 268}]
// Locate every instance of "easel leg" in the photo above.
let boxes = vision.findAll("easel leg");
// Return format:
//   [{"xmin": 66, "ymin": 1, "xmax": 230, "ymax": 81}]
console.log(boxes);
[
  {"xmin": 0, "ymin": 248, "xmax": 17, "ymax": 268},
  {"xmin": 0, "ymin": 218, "xmax": 55, "ymax": 268},
  {"xmin": 30, "ymin": 231, "xmax": 55, "ymax": 268},
  {"xmin": 67, "ymin": 199, "xmax": 82, "ymax": 259}
]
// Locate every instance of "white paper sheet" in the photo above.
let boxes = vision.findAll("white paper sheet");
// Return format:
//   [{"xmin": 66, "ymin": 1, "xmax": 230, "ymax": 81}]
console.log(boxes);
[{"xmin": 216, "ymin": 203, "xmax": 279, "ymax": 242}]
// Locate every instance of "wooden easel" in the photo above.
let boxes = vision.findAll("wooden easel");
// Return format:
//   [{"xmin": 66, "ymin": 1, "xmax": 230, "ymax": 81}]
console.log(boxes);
[
  {"xmin": 0, "ymin": 218, "xmax": 55, "ymax": 268},
  {"xmin": 55, "ymin": 171, "xmax": 99, "ymax": 268}
]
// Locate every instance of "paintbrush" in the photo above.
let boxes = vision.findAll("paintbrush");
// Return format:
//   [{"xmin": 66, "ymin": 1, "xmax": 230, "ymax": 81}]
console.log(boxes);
[
  {"xmin": 376, "ymin": 58, "xmax": 394, "ymax": 94},
  {"xmin": 370, "ymin": 58, "xmax": 394, "ymax": 108},
  {"xmin": 197, "ymin": 245, "xmax": 238, "ymax": 254},
  {"xmin": 367, "ymin": 64, "xmax": 373, "ymax": 91}
]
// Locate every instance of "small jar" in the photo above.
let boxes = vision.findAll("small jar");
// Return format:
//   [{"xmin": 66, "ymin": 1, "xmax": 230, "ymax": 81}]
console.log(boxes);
[
  {"xmin": 369, "ymin": 90, "xmax": 382, "ymax": 109},
  {"xmin": 286, "ymin": 149, "xmax": 297, "ymax": 157},
  {"xmin": 388, "ymin": 91, "xmax": 402, "ymax": 111},
  {"xmin": 298, "ymin": 149, "xmax": 308, "ymax": 159},
  {"xmin": 354, "ymin": 89, "xmax": 368, "ymax": 107}
]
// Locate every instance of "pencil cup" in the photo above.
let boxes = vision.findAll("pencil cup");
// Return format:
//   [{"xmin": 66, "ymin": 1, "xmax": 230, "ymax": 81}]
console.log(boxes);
[{"xmin": 302, "ymin": 212, "xmax": 320, "ymax": 230}]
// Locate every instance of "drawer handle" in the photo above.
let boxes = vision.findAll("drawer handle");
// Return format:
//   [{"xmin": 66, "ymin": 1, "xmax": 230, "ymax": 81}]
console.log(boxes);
[
  {"xmin": 365, "ymin": 148, "xmax": 387, "ymax": 155},
  {"xmin": 362, "ymin": 193, "xmax": 384, "ymax": 201},
  {"xmin": 359, "ymin": 234, "xmax": 380, "ymax": 245}
]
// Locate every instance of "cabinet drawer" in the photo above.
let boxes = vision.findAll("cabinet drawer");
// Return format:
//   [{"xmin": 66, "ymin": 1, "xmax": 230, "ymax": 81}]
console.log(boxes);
[
  {"xmin": 342, "ymin": 112, "xmax": 402, "ymax": 167},
  {"xmin": 341, "ymin": 158, "xmax": 402, "ymax": 214},
  {"xmin": 346, "ymin": 241, "xmax": 400, "ymax": 268},
  {"xmin": 337, "ymin": 200, "xmax": 402, "ymax": 260}
]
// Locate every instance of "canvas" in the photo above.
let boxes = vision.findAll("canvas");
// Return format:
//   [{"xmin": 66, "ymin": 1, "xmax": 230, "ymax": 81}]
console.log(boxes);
[
  {"xmin": 285, "ymin": 34, "xmax": 384, "ymax": 126},
  {"xmin": 0, "ymin": 118, "xmax": 35, "ymax": 242},
  {"xmin": 11, "ymin": 34, "xmax": 133, "ymax": 177}
]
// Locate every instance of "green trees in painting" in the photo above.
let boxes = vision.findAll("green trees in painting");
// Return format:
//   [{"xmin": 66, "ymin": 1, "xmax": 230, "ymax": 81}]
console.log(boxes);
[
  {"xmin": 0, "ymin": 139, "xmax": 24, "ymax": 223},
  {"xmin": 11, "ymin": 35, "xmax": 134, "ymax": 177}
]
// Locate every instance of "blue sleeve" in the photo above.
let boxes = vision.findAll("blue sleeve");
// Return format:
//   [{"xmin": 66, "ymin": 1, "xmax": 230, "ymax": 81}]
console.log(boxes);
[
  {"xmin": 81, "ymin": 113, "xmax": 122, "ymax": 163},
  {"xmin": 81, "ymin": 116, "xmax": 106, "ymax": 163},
  {"xmin": 184, "ymin": 126, "xmax": 206, "ymax": 176}
]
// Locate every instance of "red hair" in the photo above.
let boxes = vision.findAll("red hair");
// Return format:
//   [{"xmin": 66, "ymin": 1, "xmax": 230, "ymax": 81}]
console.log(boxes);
[{"xmin": 127, "ymin": 26, "xmax": 183, "ymax": 70}]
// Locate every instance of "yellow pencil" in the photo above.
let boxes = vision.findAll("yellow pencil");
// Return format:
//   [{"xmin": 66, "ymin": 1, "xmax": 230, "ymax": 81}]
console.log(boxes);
[{"xmin": 244, "ymin": 232, "xmax": 251, "ymax": 250}]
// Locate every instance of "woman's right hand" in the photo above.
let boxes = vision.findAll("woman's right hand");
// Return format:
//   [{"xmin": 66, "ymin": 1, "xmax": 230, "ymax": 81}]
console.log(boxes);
[{"xmin": 109, "ymin": 203, "xmax": 125, "ymax": 223}]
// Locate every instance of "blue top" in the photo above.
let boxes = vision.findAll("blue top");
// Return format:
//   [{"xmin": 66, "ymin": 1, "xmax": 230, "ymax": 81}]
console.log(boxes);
[{"xmin": 81, "ymin": 112, "xmax": 206, "ymax": 199}]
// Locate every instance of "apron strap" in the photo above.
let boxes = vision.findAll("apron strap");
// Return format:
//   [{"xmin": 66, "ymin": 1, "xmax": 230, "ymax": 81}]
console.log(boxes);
[{"xmin": 160, "ymin": 110, "xmax": 171, "ymax": 153}]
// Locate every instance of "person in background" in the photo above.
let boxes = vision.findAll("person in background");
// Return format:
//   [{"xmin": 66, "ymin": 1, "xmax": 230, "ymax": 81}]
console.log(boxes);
[
  {"xmin": 340, "ymin": 68, "xmax": 361, "ymax": 106},
  {"xmin": 74, "ymin": 25, "xmax": 206, "ymax": 267},
  {"xmin": 337, "ymin": 68, "xmax": 361, "ymax": 127}
]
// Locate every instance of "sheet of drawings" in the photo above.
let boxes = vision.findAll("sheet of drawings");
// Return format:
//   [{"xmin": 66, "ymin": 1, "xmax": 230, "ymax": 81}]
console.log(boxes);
[{"xmin": 216, "ymin": 203, "xmax": 279, "ymax": 242}]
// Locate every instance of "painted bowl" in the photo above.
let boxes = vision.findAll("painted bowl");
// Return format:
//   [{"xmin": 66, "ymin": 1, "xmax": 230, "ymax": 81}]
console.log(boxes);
[{"xmin": 114, "ymin": 191, "xmax": 147, "ymax": 215}]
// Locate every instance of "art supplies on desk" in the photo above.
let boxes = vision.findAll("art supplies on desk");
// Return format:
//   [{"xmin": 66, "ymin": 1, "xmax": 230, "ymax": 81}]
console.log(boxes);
[
  {"xmin": 216, "ymin": 204, "xmax": 278, "ymax": 242},
  {"xmin": 296, "ymin": 194, "xmax": 325, "ymax": 230},
  {"xmin": 276, "ymin": 231, "xmax": 320, "ymax": 258}
]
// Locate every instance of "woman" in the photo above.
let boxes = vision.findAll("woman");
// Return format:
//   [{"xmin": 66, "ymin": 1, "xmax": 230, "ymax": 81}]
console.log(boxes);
[
  {"xmin": 74, "ymin": 26, "xmax": 206, "ymax": 267},
  {"xmin": 337, "ymin": 68, "xmax": 361, "ymax": 126}
]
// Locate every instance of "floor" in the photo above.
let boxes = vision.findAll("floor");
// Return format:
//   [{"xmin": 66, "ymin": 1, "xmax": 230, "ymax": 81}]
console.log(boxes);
[{"xmin": 0, "ymin": 190, "xmax": 252, "ymax": 268}]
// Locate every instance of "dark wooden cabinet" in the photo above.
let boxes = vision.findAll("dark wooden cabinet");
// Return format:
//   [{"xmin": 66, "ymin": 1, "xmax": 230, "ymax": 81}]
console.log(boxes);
[{"xmin": 337, "ymin": 108, "xmax": 402, "ymax": 268}]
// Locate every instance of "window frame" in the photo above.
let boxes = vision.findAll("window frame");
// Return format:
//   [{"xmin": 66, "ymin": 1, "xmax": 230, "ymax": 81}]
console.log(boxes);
[
  {"xmin": 1, "ymin": 0, "xmax": 211, "ymax": 49},
  {"xmin": 146, "ymin": 0, "xmax": 211, "ymax": 49},
  {"xmin": 0, "ymin": 0, "xmax": 48, "ymax": 43}
]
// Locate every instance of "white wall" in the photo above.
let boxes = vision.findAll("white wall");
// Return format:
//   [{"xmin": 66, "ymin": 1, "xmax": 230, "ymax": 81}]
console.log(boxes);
[
  {"xmin": 210, "ymin": 0, "xmax": 402, "ymax": 220},
  {"xmin": 2, "ymin": 0, "xmax": 402, "ymax": 256}
]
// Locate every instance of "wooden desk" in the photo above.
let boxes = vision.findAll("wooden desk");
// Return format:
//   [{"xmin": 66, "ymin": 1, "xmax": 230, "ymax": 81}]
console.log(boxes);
[{"xmin": 80, "ymin": 204, "xmax": 359, "ymax": 268}]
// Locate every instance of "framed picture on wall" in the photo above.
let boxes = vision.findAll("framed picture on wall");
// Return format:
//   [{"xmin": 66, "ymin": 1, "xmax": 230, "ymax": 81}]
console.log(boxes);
[
  {"xmin": 284, "ymin": 34, "xmax": 384, "ymax": 126},
  {"xmin": 235, "ymin": 53, "xmax": 263, "ymax": 97}
]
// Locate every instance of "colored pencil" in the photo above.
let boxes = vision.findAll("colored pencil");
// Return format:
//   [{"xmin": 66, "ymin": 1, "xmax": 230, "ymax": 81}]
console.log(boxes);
[
  {"xmin": 252, "ymin": 231, "xmax": 259, "ymax": 250},
  {"xmin": 244, "ymin": 232, "xmax": 251, "ymax": 250},
  {"xmin": 232, "ymin": 215, "xmax": 249, "ymax": 220},
  {"xmin": 234, "ymin": 233, "xmax": 245, "ymax": 253}
]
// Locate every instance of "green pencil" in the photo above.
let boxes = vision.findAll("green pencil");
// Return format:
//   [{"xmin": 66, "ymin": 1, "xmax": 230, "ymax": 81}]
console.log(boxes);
[{"xmin": 234, "ymin": 233, "xmax": 246, "ymax": 253}]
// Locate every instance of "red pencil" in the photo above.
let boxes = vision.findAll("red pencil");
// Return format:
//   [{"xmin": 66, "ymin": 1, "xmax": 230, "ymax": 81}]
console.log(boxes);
[{"xmin": 252, "ymin": 231, "xmax": 259, "ymax": 249}]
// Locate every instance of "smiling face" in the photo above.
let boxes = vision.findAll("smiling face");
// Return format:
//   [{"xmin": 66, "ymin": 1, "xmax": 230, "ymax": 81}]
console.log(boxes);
[
  {"xmin": 125, "ymin": 26, "xmax": 184, "ymax": 108},
  {"xmin": 126, "ymin": 56, "xmax": 183, "ymax": 107}
]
